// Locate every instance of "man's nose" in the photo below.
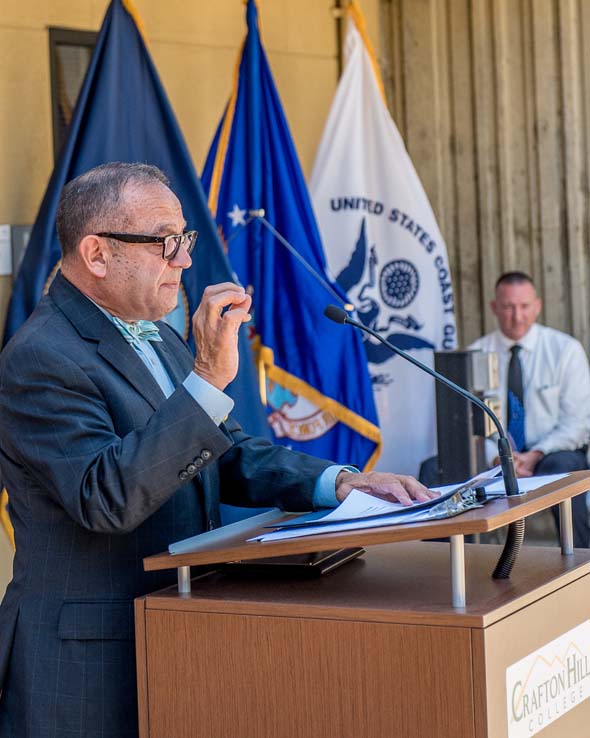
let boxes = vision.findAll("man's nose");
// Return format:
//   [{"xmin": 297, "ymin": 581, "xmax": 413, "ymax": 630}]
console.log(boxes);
[
  {"xmin": 169, "ymin": 244, "xmax": 192, "ymax": 269},
  {"xmin": 513, "ymin": 307, "xmax": 524, "ymax": 322}
]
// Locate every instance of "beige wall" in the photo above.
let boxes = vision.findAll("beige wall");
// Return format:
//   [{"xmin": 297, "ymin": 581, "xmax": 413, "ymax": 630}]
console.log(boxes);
[
  {"xmin": 381, "ymin": 0, "xmax": 590, "ymax": 349},
  {"xmin": 0, "ymin": 0, "xmax": 380, "ymax": 594}
]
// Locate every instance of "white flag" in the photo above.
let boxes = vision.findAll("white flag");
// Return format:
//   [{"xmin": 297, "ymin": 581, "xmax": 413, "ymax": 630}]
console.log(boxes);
[{"xmin": 309, "ymin": 3, "xmax": 457, "ymax": 475}]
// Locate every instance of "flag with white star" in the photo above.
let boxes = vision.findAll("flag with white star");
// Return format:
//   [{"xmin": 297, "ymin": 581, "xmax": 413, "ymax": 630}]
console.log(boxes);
[{"xmin": 202, "ymin": 0, "xmax": 381, "ymax": 468}]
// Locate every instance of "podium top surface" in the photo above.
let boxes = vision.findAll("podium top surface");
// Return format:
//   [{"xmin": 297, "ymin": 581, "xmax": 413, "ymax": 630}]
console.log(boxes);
[
  {"xmin": 144, "ymin": 471, "xmax": 590, "ymax": 573},
  {"xmin": 142, "ymin": 542, "xmax": 590, "ymax": 628}
]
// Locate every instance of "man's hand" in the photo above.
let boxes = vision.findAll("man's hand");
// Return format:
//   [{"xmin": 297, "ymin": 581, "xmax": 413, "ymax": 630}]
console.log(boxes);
[
  {"xmin": 512, "ymin": 450, "xmax": 544, "ymax": 478},
  {"xmin": 192, "ymin": 283, "xmax": 252, "ymax": 391},
  {"xmin": 335, "ymin": 470, "xmax": 439, "ymax": 505}
]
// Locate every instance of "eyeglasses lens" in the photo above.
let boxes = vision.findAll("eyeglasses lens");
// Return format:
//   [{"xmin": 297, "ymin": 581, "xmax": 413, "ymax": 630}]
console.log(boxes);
[
  {"xmin": 163, "ymin": 232, "xmax": 197, "ymax": 260},
  {"xmin": 163, "ymin": 235, "xmax": 182, "ymax": 260}
]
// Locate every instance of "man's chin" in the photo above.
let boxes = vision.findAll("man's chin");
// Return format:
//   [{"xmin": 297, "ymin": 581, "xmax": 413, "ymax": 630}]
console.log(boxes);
[
  {"xmin": 157, "ymin": 290, "xmax": 180, "ymax": 315},
  {"xmin": 147, "ymin": 301, "xmax": 177, "ymax": 322},
  {"xmin": 504, "ymin": 325, "xmax": 531, "ymax": 341}
]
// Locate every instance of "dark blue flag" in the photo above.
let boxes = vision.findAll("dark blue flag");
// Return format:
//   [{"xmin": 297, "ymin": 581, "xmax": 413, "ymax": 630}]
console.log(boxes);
[
  {"xmin": 2, "ymin": 0, "xmax": 268, "ymax": 437},
  {"xmin": 202, "ymin": 0, "xmax": 381, "ymax": 468}
]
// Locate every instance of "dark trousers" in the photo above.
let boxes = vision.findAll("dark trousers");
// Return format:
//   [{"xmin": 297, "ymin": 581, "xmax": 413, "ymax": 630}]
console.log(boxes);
[{"xmin": 539, "ymin": 450, "xmax": 590, "ymax": 548}]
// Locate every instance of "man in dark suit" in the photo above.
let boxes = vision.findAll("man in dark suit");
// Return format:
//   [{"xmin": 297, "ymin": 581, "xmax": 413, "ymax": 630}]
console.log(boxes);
[{"xmin": 0, "ymin": 163, "xmax": 432, "ymax": 738}]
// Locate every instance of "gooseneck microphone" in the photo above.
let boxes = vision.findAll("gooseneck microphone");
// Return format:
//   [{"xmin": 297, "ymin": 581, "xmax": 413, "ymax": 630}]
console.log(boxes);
[
  {"xmin": 324, "ymin": 304, "xmax": 519, "ymax": 495},
  {"xmin": 324, "ymin": 304, "xmax": 523, "ymax": 579}
]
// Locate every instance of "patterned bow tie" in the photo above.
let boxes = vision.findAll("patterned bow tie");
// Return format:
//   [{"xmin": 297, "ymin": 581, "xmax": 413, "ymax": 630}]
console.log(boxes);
[{"xmin": 112, "ymin": 317, "xmax": 162, "ymax": 348}]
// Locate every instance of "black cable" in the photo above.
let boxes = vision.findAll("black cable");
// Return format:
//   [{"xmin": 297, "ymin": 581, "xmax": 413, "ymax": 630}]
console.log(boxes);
[{"xmin": 492, "ymin": 519, "xmax": 526, "ymax": 579}]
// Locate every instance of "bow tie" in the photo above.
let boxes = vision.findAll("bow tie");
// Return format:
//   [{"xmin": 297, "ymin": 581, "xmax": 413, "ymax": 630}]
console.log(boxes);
[{"xmin": 112, "ymin": 317, "xmax": 163, "ymax": 348}]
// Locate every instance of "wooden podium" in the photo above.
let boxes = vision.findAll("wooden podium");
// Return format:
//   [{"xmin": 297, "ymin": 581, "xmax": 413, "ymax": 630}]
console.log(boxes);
[{"xmin": 135, "ymin": 473, "xmax": 590, "ymax": 738}]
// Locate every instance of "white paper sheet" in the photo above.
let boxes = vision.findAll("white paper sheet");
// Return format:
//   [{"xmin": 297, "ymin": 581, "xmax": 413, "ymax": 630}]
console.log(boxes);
[{"xmin": 248, "ymin": 501, "xmax": 432, "ymax": 543}]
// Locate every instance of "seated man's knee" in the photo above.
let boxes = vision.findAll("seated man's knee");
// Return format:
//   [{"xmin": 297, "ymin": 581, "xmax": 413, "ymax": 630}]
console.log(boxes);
[{"xmin": 534, "ymin": 450, "xmax": 588, "ymax": 475}]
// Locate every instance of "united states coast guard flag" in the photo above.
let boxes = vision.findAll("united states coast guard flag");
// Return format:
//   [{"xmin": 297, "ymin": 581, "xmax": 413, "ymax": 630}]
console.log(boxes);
[
  {"xmin": 309, "ymin": 2, "xmax": 457, "ymax": 475},
  {"xmin": 202, "ymin": 0, "xmax": 380, "ymax": 468}
]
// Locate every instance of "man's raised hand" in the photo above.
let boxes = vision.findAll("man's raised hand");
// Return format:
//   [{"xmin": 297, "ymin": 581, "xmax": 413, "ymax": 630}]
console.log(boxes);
[{"xmin": 192, "ymin": 283, "xmax": 252, "ymax": 390}]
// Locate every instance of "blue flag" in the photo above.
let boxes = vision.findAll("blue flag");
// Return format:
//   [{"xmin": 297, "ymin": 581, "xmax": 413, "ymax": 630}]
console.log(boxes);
[
  {"xmin": 2, "ymin": 0, "xmax": 268, "ymax": 436},
  {"xmin": 202, "ymin": 0, "xmax": 381, "ymax": 468}
]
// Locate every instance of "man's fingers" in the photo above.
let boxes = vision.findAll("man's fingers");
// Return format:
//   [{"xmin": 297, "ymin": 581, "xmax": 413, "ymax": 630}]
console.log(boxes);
[
  {"xmin": 344, "ymin": 472, "xmax": 437, "ymax": 506},
  {"xmin": 201, "ymin": 282, "xmax": 245, "ymax": 297},
  {"xmin": 369, "ymin": 473, "xmax": 434, "ymax": 500},
  {"xmin": 193, "ymin": 289, "xmax": 252, "ymax": 334},
  {"xmin": 399, "ymin": 475, "xmax": 439, "ymax": 501},
  {"xmin": 221, "ymin": 307, "xmax": 252, "ymax": 333},
  {"xmin": 382, "ymin": 483, "xmax": 413, "ymax": 506},
  {"xmin": 204, "ymin": 290, "xmax": 251, "ymax": 317}
]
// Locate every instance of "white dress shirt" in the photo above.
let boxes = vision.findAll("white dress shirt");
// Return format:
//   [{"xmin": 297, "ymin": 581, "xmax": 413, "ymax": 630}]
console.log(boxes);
[{"xmin": 469, "ymin": 323, "xmax": 590, "ymax": 457}]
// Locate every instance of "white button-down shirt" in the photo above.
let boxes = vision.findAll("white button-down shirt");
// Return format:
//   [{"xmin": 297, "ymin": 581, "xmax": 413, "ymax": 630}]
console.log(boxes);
[{"xmin": 469, "ymin": 323, "xmax": 590, "ymax": 456}]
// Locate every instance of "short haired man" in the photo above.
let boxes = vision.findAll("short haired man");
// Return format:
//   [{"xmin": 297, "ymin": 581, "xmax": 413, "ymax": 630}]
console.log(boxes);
[
  {"xmin": 0, "ymin": 163, "xmax": 433, "ymax": 737},
  {"xmin": 470, "ymin": 271, "xmax": 590, "ymax": 545}
]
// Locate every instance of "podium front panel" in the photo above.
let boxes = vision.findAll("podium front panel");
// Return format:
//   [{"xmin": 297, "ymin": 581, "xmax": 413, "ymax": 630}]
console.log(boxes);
[{"xmin": 144, "ymin": 610, "xmax": 474, "ymax": 738}]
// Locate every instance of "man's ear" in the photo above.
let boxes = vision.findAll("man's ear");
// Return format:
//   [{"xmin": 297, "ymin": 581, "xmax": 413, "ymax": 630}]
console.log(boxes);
[
  {"xmin": 490, "ymin": 299, "xmax": 498, "ymax": 318},
  {"xmin": 78, "ymin": 235, "xmax": 110, "ymax": 278}
]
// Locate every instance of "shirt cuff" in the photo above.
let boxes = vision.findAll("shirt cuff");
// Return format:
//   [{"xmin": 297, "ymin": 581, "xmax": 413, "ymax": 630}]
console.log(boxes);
[
  {"xmin": 313, "ymin": 465, "xmax": 360, "ymax": 509},
  {"xmin": 183, "ymin": 372, "xmax": 235, "ymax": 426}
]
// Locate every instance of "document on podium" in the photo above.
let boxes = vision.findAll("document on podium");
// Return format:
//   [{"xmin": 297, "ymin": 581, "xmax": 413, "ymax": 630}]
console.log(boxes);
[
  {"xmin": 248, "ymin": 466, "xmax": 513, "ymax": 543},
  {"xmin": 248, "ymin": 471, "xmax": 571, "ymax": 543}
]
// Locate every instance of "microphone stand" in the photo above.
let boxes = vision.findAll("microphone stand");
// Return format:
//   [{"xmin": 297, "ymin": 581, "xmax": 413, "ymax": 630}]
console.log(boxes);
[
  {"xmin": 227, "ymin": 212, "xmax": 524, "ymax": 577},
  {"xmin": 324, "ymin": 305, "xmax": 524, "ymax": 580}
]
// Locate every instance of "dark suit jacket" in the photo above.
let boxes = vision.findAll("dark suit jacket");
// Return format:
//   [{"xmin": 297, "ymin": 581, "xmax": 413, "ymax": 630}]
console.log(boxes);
[{"xmin": 0, "ymin": 272, "xmax": 331, "ymax": 738}]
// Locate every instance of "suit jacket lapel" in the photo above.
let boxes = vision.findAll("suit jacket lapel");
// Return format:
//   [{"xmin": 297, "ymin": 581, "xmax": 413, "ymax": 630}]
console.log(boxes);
[
  {"xmin": 96, "ymin": 323, "xmax": 165, "ymax": 411},
  {"xmin": 49, "ymin": 271, "xmax": 166, "ymax": 411},
  {"xmin": 151, "ymin": 336, "xmax": 189, "ymax": 389}
]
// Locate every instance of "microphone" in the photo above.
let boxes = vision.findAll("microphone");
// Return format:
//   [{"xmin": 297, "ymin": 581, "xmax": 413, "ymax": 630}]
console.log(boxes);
[
  {"xmin": 324, "ymin": 304, "xmax": 519, "ymax": 496},
  {"xmin": 324, "ymin": 304, "xmax": 523, "ymax": 579}
]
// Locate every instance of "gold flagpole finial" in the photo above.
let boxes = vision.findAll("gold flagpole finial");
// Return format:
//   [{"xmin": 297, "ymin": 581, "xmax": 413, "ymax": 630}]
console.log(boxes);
[{"xmin": 121, "ymin": 0, "xmax": 148, "ymax": 44}]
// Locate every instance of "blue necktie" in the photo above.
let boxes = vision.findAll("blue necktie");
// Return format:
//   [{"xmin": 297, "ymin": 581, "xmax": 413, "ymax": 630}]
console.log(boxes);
[
  {"xmin": 507, "ymin": 344, "xmax": 525, "ymax": 452},
  {"xmin": 111, "ymin": 317, "xmax": 162, "ymax": 348}
]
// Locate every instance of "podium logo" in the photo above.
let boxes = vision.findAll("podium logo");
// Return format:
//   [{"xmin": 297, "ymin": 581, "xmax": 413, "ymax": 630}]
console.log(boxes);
[{"xmin": 506, "ymin": 620, "xmax": 590, "ymax": 737}]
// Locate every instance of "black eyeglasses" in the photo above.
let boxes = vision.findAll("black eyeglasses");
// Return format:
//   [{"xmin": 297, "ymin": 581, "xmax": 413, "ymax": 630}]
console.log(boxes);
[{"xmin": 96, "ymin": 230, "xmax": 198, "ymax": 261}]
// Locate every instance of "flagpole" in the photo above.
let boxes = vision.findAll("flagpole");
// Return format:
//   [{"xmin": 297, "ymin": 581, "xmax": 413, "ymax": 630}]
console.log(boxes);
[{"xmin": 331, "ymin": 1, "xmax": 344, "ymax": 79}]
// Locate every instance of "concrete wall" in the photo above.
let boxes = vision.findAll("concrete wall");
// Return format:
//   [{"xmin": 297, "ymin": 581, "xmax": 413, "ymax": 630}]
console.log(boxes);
[{"xmin": 0, "ymin": 0, "xmax": 380, "ymax": 596}]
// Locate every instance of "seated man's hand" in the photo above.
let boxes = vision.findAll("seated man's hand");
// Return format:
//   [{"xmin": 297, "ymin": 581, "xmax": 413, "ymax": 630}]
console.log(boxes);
[
  {"xmin": 335, "ymin": 470, "xmax": 439, "ymax": 505},
  {"xmin": 513, "ymin": 450, "xmax": 544, "ymax": 478}
]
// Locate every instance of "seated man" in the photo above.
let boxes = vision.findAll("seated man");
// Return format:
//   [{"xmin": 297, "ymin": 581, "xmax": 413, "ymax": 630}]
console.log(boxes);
[
  {"xmin": 470, "ymin": 271, "xmax": 590, "ymax": 545},
  {"xmin": 0, "ymin": 162, "xmax": 434, "ymax": 738}
]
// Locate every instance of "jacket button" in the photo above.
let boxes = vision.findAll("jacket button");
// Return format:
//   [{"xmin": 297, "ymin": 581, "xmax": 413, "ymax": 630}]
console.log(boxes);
[
  {"xmin": 178, "ymin": 470, "xmax": 189, "ymax": 482},
  {"xmin": 201, "ymin": 449, "xmax": 212, "ymax": 461},
  {"xmin": 194, "ymin": 457, "xmax": 204, "ymax": 468},
  {"xmin": 186, "ymin": 463, "xmax": 197, "ymax": 475}
]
